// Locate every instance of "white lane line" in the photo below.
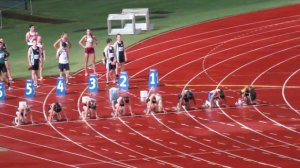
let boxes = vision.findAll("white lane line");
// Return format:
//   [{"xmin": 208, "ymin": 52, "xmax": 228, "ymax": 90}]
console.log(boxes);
[
  {"xmin": 135, "ymin": 145, "xmax": 144, "ymax": 149},
  {"xmin": 184, "ymin": 145, "xmax": 192, "ymax": 149},
  {"xmin": 9, "ymin": 148, "xmax": 77, "ymax": 167},
  {"xmin": 101, "ymin": 148, "xmax": 109, "ymax": 151},
  {"xmin": 149, "ymin": 148, "xmax": 158, "ymax": 152},
  {"xmin": 115, "ymin": 151, "xmax": 123, "ymax": 155},
  {"xmin": 87, "ymin": 145, "xmax": 95, "ymax": 148}
]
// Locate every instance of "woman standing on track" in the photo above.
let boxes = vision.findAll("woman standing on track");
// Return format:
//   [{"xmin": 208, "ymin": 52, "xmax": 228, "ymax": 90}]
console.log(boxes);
[
  {"xmin": 78, "ymin": 29, "xmax": 99, "ymax": 76},
  {"xmin": 0, "ymin": 37, "xmax": 13, "ymax": 82},
  {"xmin": 0, "ymin": 41, "xmax": 11, "ymax": 89},
  {"xmin": 37, "ymin": 36, "xmax": 46, "ymax": 80},
  {"xmin": 53, "ymin": 32, "xmax": 72, "ymax": 49},
  {"xmin": 103, "ymin": 38, "xmax": 116, "ymax": 85},
  {"xmin": 56, "ymin": 42, "xmax": 71, "ymax": 85},
  {"xmin": 114, "ymin": 33, "xmax": 127, "ymax": 78},
  {"xmin": 27, "ymin": 39, "xmax": 42, "ymax": 87},
  {"xmin": 25, "ymin": 24, "xmax": 38, "ymax": 47}
]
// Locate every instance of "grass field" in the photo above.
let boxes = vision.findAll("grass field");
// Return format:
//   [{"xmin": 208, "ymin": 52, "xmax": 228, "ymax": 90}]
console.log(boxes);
[{"xmin": 0, "ymin": 0, "xmax": 299, "ymax": 79}]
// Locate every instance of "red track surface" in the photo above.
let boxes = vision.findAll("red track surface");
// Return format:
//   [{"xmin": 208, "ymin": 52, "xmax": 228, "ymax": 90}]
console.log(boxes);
[{"xmin": 1, "ymin": 4, "xmax": 300, "ymax": 168}]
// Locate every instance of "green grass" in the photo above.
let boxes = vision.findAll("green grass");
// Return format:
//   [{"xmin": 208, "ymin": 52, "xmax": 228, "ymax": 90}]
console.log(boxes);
[{"xmin": 0, "ymin": 0, "xmax": 299, "ymax": 78}]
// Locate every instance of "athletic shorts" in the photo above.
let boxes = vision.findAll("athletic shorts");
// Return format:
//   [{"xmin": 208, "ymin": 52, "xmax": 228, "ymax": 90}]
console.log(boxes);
[
  {"xmin": 31, "ymin": 59, "xmax": 39, "ymax": 70},
  {"xmin": 58, "ymin": 63, "xmax": 70, "ymax": 72},
  {"xmin": 0, "ymin": 63, "xmax": 7, "ymax": 73},
  {"xmin": 117, "ymin": 54, "xmax": 125, "ymax": 63},
  {"xmin": 108, "ymin": 63, "xmax": 116, "ymax": 70},
  {"xmin": 85, "ymin": 47, "xmax": 95, "ymax": 54}
]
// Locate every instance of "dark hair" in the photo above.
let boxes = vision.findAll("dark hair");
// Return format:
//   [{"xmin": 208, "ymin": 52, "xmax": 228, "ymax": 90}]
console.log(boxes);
[
  {"xmin": 250, "ymin": 88, "xmax": 256, "ymax": 100},
  {"xmin": 53, "ymin": 102, "xmax": 62, "ymax": 113},
  {"xmin": 218, "ymin": 89, "xmax": 225, "ymax": 99},
  {"xmin": 116, "ymin": 33, "xmax": 121, "ymax": 37},
  {"xmin": 186, "ymin": 90, "xmax": 194, "ymax": 100},
  {"xmin": 151, "ymin": 97, "xmax": 157, "ymax": 103},
  {"xmin": 89, "ymin": 100, "xmax": 96, "ymax": 109},
  {"xmin": 61, "ymin": 42, "xmax": 67, "ymax": 48},
  {"xmin": 29, "ymin": 24, "xmax": 34, "ymax": 29},
  {"xmin": 106, "ymin": 38, "xmax": 112, "ymax": 44},
  {"xmin": 123, "ymin": 96, "xmax": 130, "ymax": 103}
]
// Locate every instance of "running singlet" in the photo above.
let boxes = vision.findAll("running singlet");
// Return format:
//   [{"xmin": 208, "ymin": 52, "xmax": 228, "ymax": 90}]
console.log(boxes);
[
  {"xmin": 30, "ymin": 47, "xmax": 40, "ymax": 65},
  {"xmin": 86, "ymin": 36, "xmax": 93, "ymax": 43},
  {"xmin": 208, "ymin": 89, "xmax": 221, "ymax": 101},
  {"xmin": 106, "ymin": 46, "xmax": 115, "ymax": 63},
  {"xmin": 58, "ymin": 48, "xmax": 68, "ymax": 64},
  {"xmin": 27, "ymin": 32, "xmax": 38, "ymax": 46},
  {"xmin": 115, "ymin": 41, "xmax": 124, "ymax": 61},
  {"xmin": 0, "ymin": 49, "xmax": 5, "ymax": 63}
]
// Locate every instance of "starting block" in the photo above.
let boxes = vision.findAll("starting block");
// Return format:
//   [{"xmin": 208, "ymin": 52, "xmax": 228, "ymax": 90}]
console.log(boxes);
[
  {"xmin": 0, "ymin": 82, "xmax": 5, "ymax": 100},
  {"xmin": 24, "ymin": 80, "xmax": 34, "ymax": 97},
  {"xmin": 19, "ymin": 101, "xmax": 27, "ymax": 108},
  {"xmin": 56, "ymin": 77, "xmax": 66, "ymax": 95},
  {"xmin": 140, "ymin": 90, "xmax": 148, "ymax": 102},
  {"xmin": 88, "ymin": 74, "xmax": 98, "ymax": 92},
  {"xmin": 119, "ymin": 71, "xmax": 129, "ymax": 90},
  {"xmin": 148, "ymin": 69, "xmax": 159, "ymax": 87},
  {"xmin": 109, "ymin": 87, "xmax": 119, "ymax": 102},
  {"xmin": 82, "ymin": 96, "xmax": 90, "ymax": 104}
]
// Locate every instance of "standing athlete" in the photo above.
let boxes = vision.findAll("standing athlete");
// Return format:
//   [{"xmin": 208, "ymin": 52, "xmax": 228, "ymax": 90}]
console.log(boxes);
[
  {"xmin": 25, "ymin": 24, "xmax": 38, "ymax": 47},
  {"xmin": 114, "ymin": 33, "xmax": 127, "ymax": 78},
  {"xmin": 0, "ymin": 41, "xmax": 11, "ymax": 89},
  {"xmin": 53, "ymin": 32, "xmax": 72, "ymax": 49},
  {"xmin": 78, "ymin": 29, "xmax": 99, "ymax": 76},
  {"xmin": 27, "ymin": 39, "xmax": 41, "ymax": 87},
  {"xmin": 104, "ymin": 38, "xmax": 116, "ymax": 85},
  {"xmin": 37, "ymin": 36, "xmax": 46, "ymax": 80},
  {"xmin": 0, "ymin": 37, "xmax": 13, "ymax": 82},
  {"xmin": 56, "ymin": 42, "xmax": 70, "ymax": 85}
]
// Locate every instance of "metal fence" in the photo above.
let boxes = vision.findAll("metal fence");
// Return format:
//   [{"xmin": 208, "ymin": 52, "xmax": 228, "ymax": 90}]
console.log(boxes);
[{"xmin": 0, "ymin": 0, "xmax": 32, "ymax": 29}]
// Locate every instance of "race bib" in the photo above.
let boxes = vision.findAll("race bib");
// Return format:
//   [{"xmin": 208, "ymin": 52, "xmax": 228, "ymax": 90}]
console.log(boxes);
[
  {"xmin": 118, "ymin": 47, "xmax": 124, "ymax": 52},
  {"xmin": 34, "ymin": 54, "xmax": 39, "ymax": 59}
]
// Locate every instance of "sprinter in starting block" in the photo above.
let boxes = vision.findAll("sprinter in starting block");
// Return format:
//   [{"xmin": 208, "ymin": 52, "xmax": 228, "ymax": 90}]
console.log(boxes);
[
  {"xmin": 13, "ymin": 102, "xmax": 32, "ymax": 126},
  {"xmin": 47, "ymin": 102, "xmax": 68, "ymax": 122},
  {"xmin": 81, "ymin": 96, "xmax": 97, "ymax": 120},
  {"xmin": 112, "ymin": 96, "xmax": 132, "ymax": 117},
  {"xmin": 177, "ymin": 89, "xmax": 196, "ymax": 111},
  {"xmin": 146, "ymin": 93, "xmax": 164, "ymax": 114},
  {"xmin": 236, "ymin": 85, "xmax": 256, "ymax": 106},
  {"xmin": 203, "ymin": 88, "xmax": 226, "ymax": 108},
  {"xmin": 109, "ymin": 87, "xmax": 132, "ymax": 117}
]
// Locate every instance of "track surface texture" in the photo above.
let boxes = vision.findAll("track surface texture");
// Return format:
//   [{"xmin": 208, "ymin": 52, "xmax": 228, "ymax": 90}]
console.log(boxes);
[{"xmin": 1, "ymin": 4, "xmax": 300, "ymax": 168}]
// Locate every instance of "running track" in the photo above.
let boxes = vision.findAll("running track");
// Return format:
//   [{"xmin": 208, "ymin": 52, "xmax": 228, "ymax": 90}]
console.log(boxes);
[{"xmin": 1, "ymin": 4, "xmax": 300, "ymax": 168}]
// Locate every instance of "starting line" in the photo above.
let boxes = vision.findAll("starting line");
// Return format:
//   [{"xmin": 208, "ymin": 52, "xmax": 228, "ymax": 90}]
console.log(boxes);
[
  {"xmin": 164, "ymin": 83, "xmax": 300, "ymax": 88},
  {"xmin": 0, "ymin": 147, "xmax": 8, "ymax": 152}
]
